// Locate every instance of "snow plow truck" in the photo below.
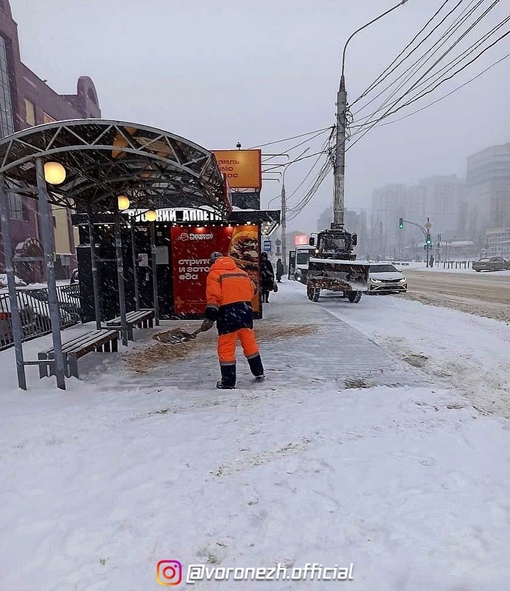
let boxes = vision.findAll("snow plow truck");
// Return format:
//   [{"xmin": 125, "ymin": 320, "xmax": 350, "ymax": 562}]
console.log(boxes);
[{"xmin": 306, "ymin": 225, "xmax": 369, "ymax": 303}]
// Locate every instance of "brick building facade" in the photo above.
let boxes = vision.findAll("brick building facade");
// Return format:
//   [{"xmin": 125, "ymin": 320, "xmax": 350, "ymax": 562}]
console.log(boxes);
[{"xmin": 0, "ymin": 0, "xmax": 101, "ymax": 281}]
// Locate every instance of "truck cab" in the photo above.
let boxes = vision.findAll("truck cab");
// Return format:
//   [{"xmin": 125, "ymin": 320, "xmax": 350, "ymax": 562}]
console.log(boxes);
[
  {"xmin": 309, "ymin": 229, "xmax": 358, "ymax": 260},
  {"xmin": 294, "ymin": 245, "xmax": 315, "ymax": 283},
  {"xmin": 306, "ymin": 227, "xmax": 368, "ymax": 303}
]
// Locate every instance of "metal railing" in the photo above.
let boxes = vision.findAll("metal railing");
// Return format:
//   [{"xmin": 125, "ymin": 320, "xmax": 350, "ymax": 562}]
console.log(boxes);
[
  {"xmin": 437, "ymin": 260, "xmax": 473, "ymax": 269},
  {"xmin": 0, "ymin": 284, "xmax": 81, "ymax": 350}
]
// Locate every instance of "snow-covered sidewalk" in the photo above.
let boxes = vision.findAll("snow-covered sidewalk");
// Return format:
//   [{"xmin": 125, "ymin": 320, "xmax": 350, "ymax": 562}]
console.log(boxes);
[{"xmin": 1, "ymin": 282, "xmax": 509, "ymax": 590}]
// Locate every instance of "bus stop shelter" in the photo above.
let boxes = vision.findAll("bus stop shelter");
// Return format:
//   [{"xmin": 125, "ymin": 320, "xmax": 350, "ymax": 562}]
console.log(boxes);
[{"xmin": 0, "ymin": 119, "xmax": 230, "ymax": 390}]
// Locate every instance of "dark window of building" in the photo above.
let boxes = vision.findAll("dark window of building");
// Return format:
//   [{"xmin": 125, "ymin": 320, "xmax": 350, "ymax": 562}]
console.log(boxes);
[
  {"xmin": 24, "ymin": 98, "xmax": 36, "ymax": 126},
  {"xmin": 0, "ymin": 35, "xmax": 15, "ymax": 137},
  {"xmin": 8, "ymin": 193, "xmax": 25, "ymax": 221}
]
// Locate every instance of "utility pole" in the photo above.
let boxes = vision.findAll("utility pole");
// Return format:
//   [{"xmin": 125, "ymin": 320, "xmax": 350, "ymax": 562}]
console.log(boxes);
[
  {"xmin": 278, "ymin": 148, "xmax": 309, "ymax": 274},
  {"xmin": 280, "ymin": 182, "xmax": 287, "ymax": 273},
  {"xmin": 333, "ymin": 77, "xmax": 347, "ymax": 228},
  {"xmin": 333, "ymin": 0, "xmax": 409, "ymax": 230}
]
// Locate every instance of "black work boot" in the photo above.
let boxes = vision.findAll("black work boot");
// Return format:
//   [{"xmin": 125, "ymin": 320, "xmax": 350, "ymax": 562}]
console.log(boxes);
[
  {"xmin": 217, "ymin": 364, "xmax": 236, "ymax": 389},
  {"xmin": 247, "ymin": 354, "xmax": 265, "ymax": 381}
]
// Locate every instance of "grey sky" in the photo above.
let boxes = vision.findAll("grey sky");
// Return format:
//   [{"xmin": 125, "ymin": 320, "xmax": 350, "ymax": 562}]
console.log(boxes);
[{"xmin": 11, "ymin": 0, "xmax": 510, "ymax": 234}]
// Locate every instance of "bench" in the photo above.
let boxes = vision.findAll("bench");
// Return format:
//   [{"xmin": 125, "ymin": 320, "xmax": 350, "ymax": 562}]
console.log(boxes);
[
  {"xmin": 106, "ymin": 309, "xmax": 155, "ymax": 341},
  {"xmin": 38, "ymin": 329, "xmax": 119, "ymax": 379}
]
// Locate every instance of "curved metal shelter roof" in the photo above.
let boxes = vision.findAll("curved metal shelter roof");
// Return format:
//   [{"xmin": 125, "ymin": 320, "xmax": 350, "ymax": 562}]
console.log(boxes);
[{"xmin": 0, "ymin": 119, "xmax": 230, "ymax": 216}]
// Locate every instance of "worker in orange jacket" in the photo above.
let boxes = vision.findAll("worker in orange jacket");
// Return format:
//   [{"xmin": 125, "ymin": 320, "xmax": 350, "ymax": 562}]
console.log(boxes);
[{"xmin": 201, "ymin": 251, "xmax": 265, "ymax": 389}]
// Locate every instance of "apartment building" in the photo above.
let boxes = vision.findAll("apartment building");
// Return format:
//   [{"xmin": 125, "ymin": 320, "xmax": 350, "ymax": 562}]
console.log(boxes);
[{"xmin": 0, "ymin": 0, "xmax": 101, "ymax": 280}]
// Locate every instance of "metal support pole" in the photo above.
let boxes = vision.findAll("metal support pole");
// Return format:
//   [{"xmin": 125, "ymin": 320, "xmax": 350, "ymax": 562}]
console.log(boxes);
[
  {"xmin": 333, "ymin": 77, "xmax": 347, "ymax": 228},
  {"xmin": 335, "ymin": 1, "xmax": 408, "ymax": 229},
  {"xmin": 0, "ymin": 174, "xmax": 26, "ymax": 389},
  {"xmin": 280, "ymin": 183, "xmax": 287, "ymax": 274},
  {"xmin": 149, "ymin": 221, "xmax": 160, "ymax": 325},
  {"xmin": 130, "ymin": 225, "xmax": 140, "ymax": 311},
  {"xmin": 89, "ymin": 221, "xmax": 102, "ymax": 329},
  {"xmin": 35, "ymin": 158, "xmax": 66, "ymax": 390},
  {"xmin": 114, "ymin": 211, "xmax": 128, "ymax": 346},
  {"xmin": 277, "ymin": 148, "xmax": 308, "ymax": 273}
]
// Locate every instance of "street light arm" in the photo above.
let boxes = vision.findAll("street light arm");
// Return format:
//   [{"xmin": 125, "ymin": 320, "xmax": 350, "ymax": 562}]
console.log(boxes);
[
  {"xmin": 401, "ymin": 218, "xmax": 427, "ymax": 237},
  {"xmin": 340, "ymin": 0, "xmax": 410, "ymax": 84},
  {"xmin": 282, "ymin": 147, "xmax": 310, "ymax": 185}
]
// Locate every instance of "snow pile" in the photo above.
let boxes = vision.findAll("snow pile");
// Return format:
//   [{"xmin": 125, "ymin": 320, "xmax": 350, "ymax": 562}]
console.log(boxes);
[{"xmin": 1, "ymin": 282, "xmax": 509, "ymax": 590}]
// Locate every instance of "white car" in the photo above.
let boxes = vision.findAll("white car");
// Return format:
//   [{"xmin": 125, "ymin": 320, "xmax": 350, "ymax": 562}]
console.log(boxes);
[
  {"xmin": 368, "ymin": 264, "xmax": 407, "ymax": 294},
  {"xmin": 0, "ymin": 273, "xmax": 27, "ymax": 288}
]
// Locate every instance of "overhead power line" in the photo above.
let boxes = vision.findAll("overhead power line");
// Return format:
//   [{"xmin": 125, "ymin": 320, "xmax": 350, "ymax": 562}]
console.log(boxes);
[
  {"xmin": 352, "ymin": 50, "xmax": 510, "ymax": 130},
  {"xmin": 387, "ymin": 1, "xmax": 506, "ymax": 106},
  {"xmin": 353, "ymin": 0, "xmax": 489, "ymax": 120},
  {"xmin": 285, "ymin": 128, "xmax": 335, "ymax": 202},
  {"xmin": 247, "ymin": 126, "xmax": 333, "ymax": 149},
  {"xmin": 351, "ymin": 0, "xmax": 462, "ymax": 109},
  {"xmin": 349, "ymin": 23, "xmax": 510, "ymax": 148},
  {"xmin": 346, "ymin": 2, "xmax": 509, "ymax": 149},
  {"xmin": 261, "ymin": 127, "xmax": 333, "ymax": 167},
  {"xmin": 287, "ymin": 157, "xmax": 333, "ymax": 221}
]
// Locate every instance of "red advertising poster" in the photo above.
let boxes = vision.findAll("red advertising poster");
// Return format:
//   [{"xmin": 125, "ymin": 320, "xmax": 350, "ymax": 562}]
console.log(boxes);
[{"xmin": 171, "ymin": 225, "xmax": 260, "ymax": 316}]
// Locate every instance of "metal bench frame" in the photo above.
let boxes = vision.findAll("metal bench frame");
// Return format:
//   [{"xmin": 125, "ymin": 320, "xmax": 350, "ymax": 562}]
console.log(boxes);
[
  {"xmin": 38, "ymin": 329, "xmax": 119, "ymax": 379},
  {"xmin": 106, "ymin": 308, "xmax": 155, "ymax": 341}
]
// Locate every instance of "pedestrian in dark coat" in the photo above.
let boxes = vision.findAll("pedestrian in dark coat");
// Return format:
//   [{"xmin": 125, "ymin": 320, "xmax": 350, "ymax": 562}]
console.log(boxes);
[
  {"xmin": 260, "ymin": 252, "xmax": 275, "ymax": 303},
  {"xmin": 276, "ymin": 258, "xmax": 284, "ymax": 283}
]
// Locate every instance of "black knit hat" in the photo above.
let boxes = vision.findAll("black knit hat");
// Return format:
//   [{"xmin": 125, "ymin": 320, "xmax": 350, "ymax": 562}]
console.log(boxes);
[{"xmin": 208, "ymin": 251, "xmax": 223, "ymax": 265}]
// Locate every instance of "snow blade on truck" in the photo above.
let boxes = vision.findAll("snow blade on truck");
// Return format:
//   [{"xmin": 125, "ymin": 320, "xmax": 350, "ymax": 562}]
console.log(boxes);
[{"xmin": 306, "ymin": 258, "xmax": 370, "ymax": 303}]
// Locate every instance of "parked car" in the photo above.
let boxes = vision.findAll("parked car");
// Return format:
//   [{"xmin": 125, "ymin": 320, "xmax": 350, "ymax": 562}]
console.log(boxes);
[
  {"xmin": 472, "ymin": 256, "xmax": 510, "ymax": 272},
  {"xmin": 0, "ymin": 292, "xmax": 74, "ymax": 347},
  {"xmin": 0, "ymin": 273, "xmax": 27, "ymax": 288},
  {"xmin": 19, "ymin": 286, "xmax": 81, "ymax": 320},
  {"xmin": 368, "ymin": 264, "xmax": 407, "ymax": 294},
  {"xmin": 0, "ymin": 310, "xmax": 13, "ymax": 345}
]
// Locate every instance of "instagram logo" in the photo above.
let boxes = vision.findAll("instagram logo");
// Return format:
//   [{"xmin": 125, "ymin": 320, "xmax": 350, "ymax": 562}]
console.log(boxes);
[{"xmin": 156, "ymin": 560, "xmax": 182, "ymax": 586}]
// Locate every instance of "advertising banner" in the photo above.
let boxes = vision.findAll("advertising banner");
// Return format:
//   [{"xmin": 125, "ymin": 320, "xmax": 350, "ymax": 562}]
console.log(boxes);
[
  {"xmin": 294, "ymin": 235, "xmax": 308, "ymax": 245},
  {"xmin": 171, "ymin": 225, "xmax": 260, "ymax": 316},
  {"xmin": 212, "ymin": 150, "xmax": 262, "ymax": 189}
]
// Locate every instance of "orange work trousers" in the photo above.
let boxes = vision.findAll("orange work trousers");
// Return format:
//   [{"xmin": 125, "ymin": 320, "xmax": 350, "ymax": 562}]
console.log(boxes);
[{"xmin": 218, "ymin": 328, "xmax": 259, "ymax": 365}]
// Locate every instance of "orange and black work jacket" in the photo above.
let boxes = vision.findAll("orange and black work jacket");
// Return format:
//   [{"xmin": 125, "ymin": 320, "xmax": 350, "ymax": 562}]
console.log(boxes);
[{"xmin": 205, "ymin": 257, "xmax": 254, "ymax": 335}]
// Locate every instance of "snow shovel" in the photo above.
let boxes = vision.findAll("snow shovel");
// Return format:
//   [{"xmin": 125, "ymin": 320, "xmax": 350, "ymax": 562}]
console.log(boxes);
[{"xmin": 153, "ymin": 325, "xmax": 207, "ymax": 344}]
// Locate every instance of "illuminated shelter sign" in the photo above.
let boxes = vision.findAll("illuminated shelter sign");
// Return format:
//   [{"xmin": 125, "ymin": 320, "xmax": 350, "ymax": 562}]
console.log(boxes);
[{"xmin": 126, "ymin": 208, "xmax": 223, "ymax": 223}]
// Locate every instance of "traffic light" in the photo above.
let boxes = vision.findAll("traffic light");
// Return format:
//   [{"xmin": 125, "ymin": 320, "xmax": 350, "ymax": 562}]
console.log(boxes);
[
  {"xmin": 425, "ymin": 233, "xmax": 432, "ymax": 246},
  {"xmin": 398, "ymin": 217, "xmax": 404, "ymax": 229}
]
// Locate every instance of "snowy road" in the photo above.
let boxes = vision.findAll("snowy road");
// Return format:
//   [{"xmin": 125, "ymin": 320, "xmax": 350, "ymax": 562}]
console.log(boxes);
[
  {"xmin": 1, "ymin": 281, "xmax": 510, "ymax": 591},
  {"xmin": 401, "ymin": 269, "xmax": 510, "ymax": 321},
  {"xmin": 318, "ymin": 286, "xmax": 510, "ymax": 419}
]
